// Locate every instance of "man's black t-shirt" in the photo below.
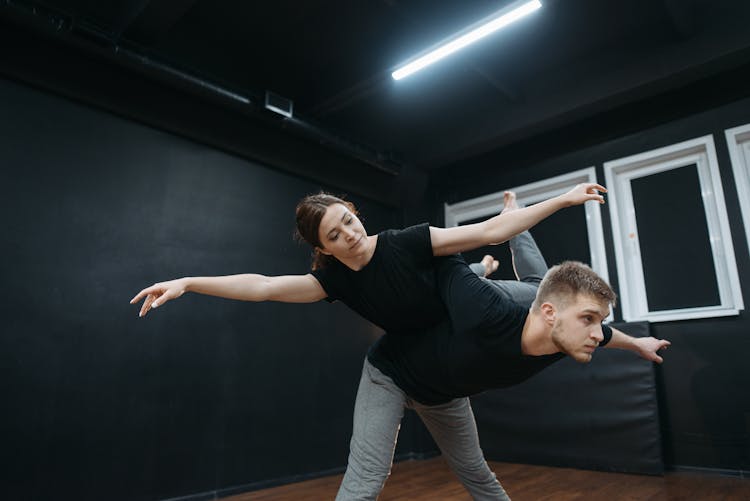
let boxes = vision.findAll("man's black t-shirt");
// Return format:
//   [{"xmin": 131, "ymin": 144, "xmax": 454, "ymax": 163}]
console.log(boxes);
[
  {"xmin": 311, "ymin": 223, "xmax": 447, "ymax": 333},
  {"xmin": 368, "ymin": 256, "xmax": 612, "ymax": 405},
  {"xmin": 368, "ymin": 307, "xmax": 565, "ymax": 405}
]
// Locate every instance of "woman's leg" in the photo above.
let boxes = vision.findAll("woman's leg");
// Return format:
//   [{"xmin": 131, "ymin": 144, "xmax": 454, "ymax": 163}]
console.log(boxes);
[
  {"xmin": 503, "ymin": 191, "xmax": 547, "ymax": 284},
  {"xmin": 475, "ymin": 191, "xmax": 547, "ymax": 308},
  {"xmin": 509, "ymin": 230, "xmax": 547, "ymax": 285},
  {"xmin": 336, "ymin": 359, "xmax": 407, "ymax": 501},
  {"xmin": 413, "ymin": 398, "xmax": 511, "ymax": 500}
]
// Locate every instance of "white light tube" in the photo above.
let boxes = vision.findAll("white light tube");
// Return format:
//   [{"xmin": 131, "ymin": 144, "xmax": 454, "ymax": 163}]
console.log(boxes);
[{"xmin": 392, "ymin": 0, "xmax": 541, "ymax": 80}]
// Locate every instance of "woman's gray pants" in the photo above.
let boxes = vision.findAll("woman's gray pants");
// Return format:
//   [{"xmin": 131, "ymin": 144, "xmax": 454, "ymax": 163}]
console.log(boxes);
[
  {"xmin": 469, "ymin": 230, "xmax": 548, "ymax": 309},
  {"xmin": 335, "ymin": 359, "xmax": 510, "ymax": 500}
]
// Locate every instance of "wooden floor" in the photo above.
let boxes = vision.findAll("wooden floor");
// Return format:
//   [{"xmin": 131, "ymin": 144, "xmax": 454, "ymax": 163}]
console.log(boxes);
[{"xmin": 226, "ymin": 457, "xmax": 749, "ymax": 501}]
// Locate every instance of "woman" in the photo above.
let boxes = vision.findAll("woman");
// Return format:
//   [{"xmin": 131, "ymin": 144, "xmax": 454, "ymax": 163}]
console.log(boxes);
[{"xmin": 131, "ymin": 183, "xmax": 606, "ymax": 500}]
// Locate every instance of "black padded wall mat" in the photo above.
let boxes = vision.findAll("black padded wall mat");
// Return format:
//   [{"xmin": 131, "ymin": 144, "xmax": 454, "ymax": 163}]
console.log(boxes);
[{"xmin": 471, "ymin": 322, "xmax": 663, "ymax": 475}]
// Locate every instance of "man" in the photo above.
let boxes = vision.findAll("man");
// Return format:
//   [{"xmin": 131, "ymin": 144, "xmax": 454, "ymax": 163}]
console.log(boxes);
[{"xmin": 336, "ymin": 192, "xmax": 670, "ymax": 501}]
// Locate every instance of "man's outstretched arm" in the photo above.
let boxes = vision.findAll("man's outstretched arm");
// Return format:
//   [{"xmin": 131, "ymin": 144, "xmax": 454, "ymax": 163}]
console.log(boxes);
[{"xmin": 605, "ymin": 328, "xmax": 671, "ymax": 363}]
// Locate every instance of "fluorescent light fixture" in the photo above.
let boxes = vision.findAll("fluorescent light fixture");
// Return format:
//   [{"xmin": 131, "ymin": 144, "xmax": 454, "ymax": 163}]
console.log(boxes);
[
  {"xmin": 392, "ymin": 0, "xmax": 541, "ymax": 80},
  {"xmin": 265, "ymin": 91, "xmax": 294, "ymax": 118}
]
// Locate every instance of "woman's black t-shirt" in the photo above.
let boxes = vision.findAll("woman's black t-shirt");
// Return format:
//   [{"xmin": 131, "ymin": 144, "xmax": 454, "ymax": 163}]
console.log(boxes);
[{"xmin": 311, "ymin": 223, "xmax": 448, "ymax": 333}]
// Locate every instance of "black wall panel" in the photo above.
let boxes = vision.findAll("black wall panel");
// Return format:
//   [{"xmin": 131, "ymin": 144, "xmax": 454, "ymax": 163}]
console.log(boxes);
[{"xmin": 0, "ymin": 77, "xmax": 402, "ymax": 500}]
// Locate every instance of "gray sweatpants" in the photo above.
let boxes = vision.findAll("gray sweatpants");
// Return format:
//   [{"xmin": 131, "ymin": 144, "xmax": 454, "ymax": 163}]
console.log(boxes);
[
  {"xmin": 336, "ymin": 359, "xmax": 510, "ymax": 501},
  {"xmin": 336, "ymin": 231, "xmax": 547, "ymax": 499}
]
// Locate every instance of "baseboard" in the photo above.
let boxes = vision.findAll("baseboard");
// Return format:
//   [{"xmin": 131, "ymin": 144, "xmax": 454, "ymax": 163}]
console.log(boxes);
[
  {"xmin": 668, "ymin": 464, "xmax": 749, "ymax": 479},
  {"xmin": 160, "ymin": 452, "xmax": 442, "ymax": 501}
]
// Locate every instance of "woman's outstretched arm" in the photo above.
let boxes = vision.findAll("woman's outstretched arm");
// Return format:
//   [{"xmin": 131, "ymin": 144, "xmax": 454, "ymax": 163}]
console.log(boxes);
[
  {"xmin": 430, "ymin": 183, "xmax": 606, "ymax": 256},
  {"xmin": 130, "ymin": 273, "xmax": 326, "ymax": 317}
]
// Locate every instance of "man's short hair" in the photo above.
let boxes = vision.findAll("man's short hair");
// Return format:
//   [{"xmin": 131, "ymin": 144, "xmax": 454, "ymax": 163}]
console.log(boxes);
[{"xmin": 532, "ymin": 261, "xmax": 617, "ymax": 311}]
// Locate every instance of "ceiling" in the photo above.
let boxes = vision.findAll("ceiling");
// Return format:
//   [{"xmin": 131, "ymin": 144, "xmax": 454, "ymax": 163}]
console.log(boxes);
[{"xmin": 4, "ymin": 0, "xmax": 750, "ymax": 173}]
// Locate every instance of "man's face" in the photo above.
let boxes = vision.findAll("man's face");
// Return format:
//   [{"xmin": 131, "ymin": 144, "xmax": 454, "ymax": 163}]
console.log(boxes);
[{"xmin": 549, "ymin": 294, "xmax": 610, "ymax": 363}]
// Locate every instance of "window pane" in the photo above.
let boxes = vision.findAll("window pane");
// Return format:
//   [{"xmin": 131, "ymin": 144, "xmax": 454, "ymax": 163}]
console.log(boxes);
[
  {"xmin": 458, "ymin": 204, "xmax": 590, "ymax": 279},
  {"xmin": 630, "ymin": 165, "xmax": 720, "ymax": 311},
  {"xmin": 530, "ymin": 204, "xmax": 590, "ymax": 267}
]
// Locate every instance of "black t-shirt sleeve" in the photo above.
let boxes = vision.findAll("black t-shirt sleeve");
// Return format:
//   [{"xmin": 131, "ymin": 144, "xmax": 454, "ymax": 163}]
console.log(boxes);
[
  {"xmin": 601, "ymin": 323, "xmax": 613, "ymax": 346},
  {"xmin": 394, "ymin": 223, "xmax": 433, "ymax": 265},
  {"xmin": 310, "ymin": 266, "xmax": 337, "ymax": 302}
]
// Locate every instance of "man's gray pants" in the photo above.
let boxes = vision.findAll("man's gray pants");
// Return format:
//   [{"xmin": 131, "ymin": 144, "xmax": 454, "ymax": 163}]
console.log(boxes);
[{"xmin": 335, "ymin": 359, "xmax": 510, "ymax": 500}]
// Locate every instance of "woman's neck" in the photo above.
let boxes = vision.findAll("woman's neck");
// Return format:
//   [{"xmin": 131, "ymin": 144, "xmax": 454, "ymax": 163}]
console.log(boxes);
[{"xmin": 338, "ymin": 234, "xmax": 379, "ymax": 271}]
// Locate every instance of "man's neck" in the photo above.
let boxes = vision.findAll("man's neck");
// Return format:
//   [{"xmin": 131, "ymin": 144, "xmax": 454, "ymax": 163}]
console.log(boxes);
[{"xmin": 520, "ymin": 310, "xmax": 559, "ymax": 356}]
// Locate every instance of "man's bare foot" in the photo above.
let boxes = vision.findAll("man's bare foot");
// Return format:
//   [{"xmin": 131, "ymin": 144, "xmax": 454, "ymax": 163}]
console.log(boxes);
[
  {"xmin": 480, "ymin": 255, "xmax": 500, "ymax": 277},
  {"xmin": 501, "ymin": 191, "xmax": 520, "ymax": 213}
]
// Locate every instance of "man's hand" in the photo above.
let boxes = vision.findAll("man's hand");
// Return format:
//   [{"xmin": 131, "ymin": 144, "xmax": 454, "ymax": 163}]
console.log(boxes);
[{"xmin": 634, "ymin": 336, "xmax": 671, "ymax": 363}]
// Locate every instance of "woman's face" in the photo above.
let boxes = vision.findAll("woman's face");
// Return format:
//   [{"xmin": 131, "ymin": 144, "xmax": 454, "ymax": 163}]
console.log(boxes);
[{"xmin": 317, "ymin": 203, "xmax": 368, "ymax": 259}]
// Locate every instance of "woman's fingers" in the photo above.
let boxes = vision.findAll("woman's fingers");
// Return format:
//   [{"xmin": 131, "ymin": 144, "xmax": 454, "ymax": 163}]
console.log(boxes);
[
  {"xmin": 131, "ymin": 284, "xmax": 161, "ymax": 304},
  {"xmin": 133, "ymin": 280, "xmax": 186, "ymax": 317},
  {"xmin": 135, "ymin": 287, "xmax": 166, "ymax": 317},
  {"xmin": 139, "ymin": 293, "xmax": 155, "ymax": 317},
  {"xmin": 130, "ymin": 289, "xmax": 149, "ymax": 304}
]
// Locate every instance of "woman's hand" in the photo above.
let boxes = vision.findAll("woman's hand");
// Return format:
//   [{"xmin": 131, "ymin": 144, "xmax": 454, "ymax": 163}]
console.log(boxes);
[
  {"xmin": 130, "ymin": 278, "xmax": 190, "ymax": 317},
  {"xmin": 561, "ymin": 183, "xmax": 607, "ymax": 207}
]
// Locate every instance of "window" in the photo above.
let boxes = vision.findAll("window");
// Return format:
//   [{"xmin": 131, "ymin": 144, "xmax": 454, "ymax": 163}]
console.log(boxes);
[
  {"xmin": 725, "ymin": 123, "xmax": 750, "ymax": 256},
  {"xmin": 604, "ymin": 135, "xmax": 743, "ymax": 322},
  {"xmin": 444, "ymin": 167, "xmax": 610, "ymax": 287}
]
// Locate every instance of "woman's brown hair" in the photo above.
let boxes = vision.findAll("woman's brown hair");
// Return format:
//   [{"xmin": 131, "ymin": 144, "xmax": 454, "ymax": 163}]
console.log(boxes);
[{"xmin": 295, "ymin": 192, "xmax": 360, "ymax": 270}]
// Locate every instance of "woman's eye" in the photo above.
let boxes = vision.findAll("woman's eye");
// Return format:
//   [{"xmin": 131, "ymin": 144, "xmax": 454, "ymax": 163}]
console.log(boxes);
[{"xmin": 346, "ymin": 218, "xmax": 353, "ymax": 224}]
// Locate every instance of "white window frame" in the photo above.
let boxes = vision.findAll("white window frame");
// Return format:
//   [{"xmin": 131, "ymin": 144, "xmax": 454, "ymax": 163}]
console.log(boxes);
[
  {"xmin": 443, "ymin": 166, "xmax": 610, "ymax": 287},
  {"xmin": 725, "ymin": 123, "xmax": 750, "ymax": 256},
  {"xmin": 604, "ymin": 135, "xmax": 743, "ymax": 323}
]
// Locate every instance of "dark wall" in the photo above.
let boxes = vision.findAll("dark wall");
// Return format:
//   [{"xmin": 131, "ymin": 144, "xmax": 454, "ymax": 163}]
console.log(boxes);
[
  {"xmin": 0, "ymin": 17, "xmax": 417, "ymax": 210},
  {"xmin": 0, "ymin": 76, "xmax": 406, "ymax": 500},
  {"xmin": 435, "ymin": 93, "xmax": 750, "ymax": 472}
]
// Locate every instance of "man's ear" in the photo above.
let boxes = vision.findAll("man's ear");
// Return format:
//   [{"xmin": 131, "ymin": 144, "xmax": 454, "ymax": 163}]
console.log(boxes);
[
  {"xmin": 317, "ymin": 246, "xmax": 333, "ymax": 256},
  {"xmin": 540, "ymin": 302, "xmax": 557, "ymax": 326}
]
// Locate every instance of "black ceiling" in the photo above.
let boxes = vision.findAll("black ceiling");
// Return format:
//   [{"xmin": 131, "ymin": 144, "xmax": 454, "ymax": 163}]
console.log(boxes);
[{"xmin": 5, "ymin": 0, "xmax": 750, "ymax": 173}]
